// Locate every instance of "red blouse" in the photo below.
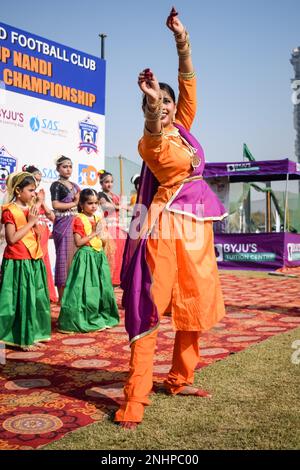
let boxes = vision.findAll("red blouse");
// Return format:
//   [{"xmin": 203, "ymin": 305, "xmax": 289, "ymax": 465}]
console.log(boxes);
[
  {"xmin": 2, "ymin": 208, "xmax": 33, "ymax": 259},
  {"xmin": 73, "ymin": 216, "xmax": 96, "ymax": 247}
]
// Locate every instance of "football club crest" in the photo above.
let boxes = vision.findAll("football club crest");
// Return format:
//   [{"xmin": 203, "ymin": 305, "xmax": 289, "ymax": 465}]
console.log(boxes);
[
  {"xmin": 0, "ymin": 146, "xmax": 17, "ymax": 193},
  {"xmin": 79, "ymin": 116, "xmax": 98, "ymax": 154}
]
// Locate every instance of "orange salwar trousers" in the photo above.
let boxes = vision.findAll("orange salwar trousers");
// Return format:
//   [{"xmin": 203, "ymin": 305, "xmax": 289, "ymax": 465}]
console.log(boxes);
[
  {"xmin": 114, "ymin": 329, "xmax": 200, "ymax": 423},
  {"xmin": 115, "ymin": 214, "xmax": 225, "ymax": 423}
]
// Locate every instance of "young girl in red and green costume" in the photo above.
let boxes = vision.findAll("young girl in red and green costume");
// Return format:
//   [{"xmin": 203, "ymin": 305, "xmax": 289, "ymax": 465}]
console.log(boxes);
[
  {"xmin": 58, "ymin": 188, "xmax": 119, "ymax": 333},
  {"xmin": 0, "ymin": 172, "xmax": 51, "ymax": 350},
  {"xmin": 22, "ymin": 164, "xmax": 57, "ymax": 303}
]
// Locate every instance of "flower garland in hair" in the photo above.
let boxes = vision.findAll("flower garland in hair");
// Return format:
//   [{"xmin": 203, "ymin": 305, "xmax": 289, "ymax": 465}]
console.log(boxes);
[
  {"xmin": 54, "ymin": 155, "xmax": 70, "ymax": 166},
  {"xmin": 98, "ymin": 169, "xmax": 112, "ymax": 184}
]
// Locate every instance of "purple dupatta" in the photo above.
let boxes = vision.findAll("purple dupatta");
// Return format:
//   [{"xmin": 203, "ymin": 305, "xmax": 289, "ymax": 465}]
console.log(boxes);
[{"xmin": 121, "ymin": 124, "xmax": 227, "ymax": 342}]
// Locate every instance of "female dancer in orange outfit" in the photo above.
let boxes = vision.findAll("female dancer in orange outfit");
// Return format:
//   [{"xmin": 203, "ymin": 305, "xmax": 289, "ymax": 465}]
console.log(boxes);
[{"xmin": 115, "ymin": 7, "xmax": 228, "ymax": 429}]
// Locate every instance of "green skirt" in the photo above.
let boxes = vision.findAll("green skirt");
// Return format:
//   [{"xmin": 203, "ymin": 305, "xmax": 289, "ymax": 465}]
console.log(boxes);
[
  {"xmin": 0, "ymin": 258, "xmax": 51, "ymax": 347},
  {"xmin": 58, "ymin": 246, "xmax": 119, "ymax": 333}
]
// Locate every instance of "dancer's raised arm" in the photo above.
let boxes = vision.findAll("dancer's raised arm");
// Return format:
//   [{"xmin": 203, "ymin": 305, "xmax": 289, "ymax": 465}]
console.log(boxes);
[
  {"xmin": 166, "ymin": 6, "xmax": 193, "ymax": 75},
  {"xmin": 138, "ymin": 68, "xmax": 162, "ymax": 135}
]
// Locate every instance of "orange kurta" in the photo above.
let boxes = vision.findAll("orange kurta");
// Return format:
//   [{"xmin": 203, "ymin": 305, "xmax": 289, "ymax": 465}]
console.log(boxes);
[{"xmin": 138, "ymin": 76, "xmax": 225, "ymax": 332}]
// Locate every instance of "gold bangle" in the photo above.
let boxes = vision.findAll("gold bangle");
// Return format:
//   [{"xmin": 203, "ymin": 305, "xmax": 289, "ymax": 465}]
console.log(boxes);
[
  {"xmin": 179, "ymin": 71, "xmax": 196, "ymax": 80},
  {"xmin": 177, "ymin": 48, "xmax": 192, "ymax": 59},
  {"xmin": 146, "ymin": 95, "xmax": 162, "ymax": 111},
  {"xmin": 174, "ymin": 29, "xmax": 187, "ymax": 42},
  {"xmin": 175, "ymin": 30, "xmax": 191, "ymax": 58},
  {"xmin": 144, "ymin": 100, "xmax": 163, "ymax": 122},
  {"xmin": 144, "ymin": 125, "xmax": 163, "ymax": 136},
  {"xmin": 144, "ymin": 110, "xmax": 163, "ymax": 122},
  {"xmin": 175, "ymin": 31, "xmax": 190, "ymax": 46}
]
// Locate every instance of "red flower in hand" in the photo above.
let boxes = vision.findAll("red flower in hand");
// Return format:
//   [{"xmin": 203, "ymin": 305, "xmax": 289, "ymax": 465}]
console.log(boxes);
[
  {"xmin": 170, "ymin": 6, "xmax": 178, "ymax": 17},
  {"xmin": 144, "ymin": 68, "xmax": 153, "ymax": 80}
]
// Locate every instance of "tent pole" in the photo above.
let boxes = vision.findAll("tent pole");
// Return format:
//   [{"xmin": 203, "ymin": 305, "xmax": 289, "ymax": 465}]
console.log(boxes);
[
  {"xmin": 265, "ymin": 182, "xmax": 271, "ymax": 232},
  {"xmin": 283, "ymin": 174, "xmax": 289, "ymax": 232},
  {"xmin": 119, "ymin": 155, "xmax": 124, "ymax": 196}
]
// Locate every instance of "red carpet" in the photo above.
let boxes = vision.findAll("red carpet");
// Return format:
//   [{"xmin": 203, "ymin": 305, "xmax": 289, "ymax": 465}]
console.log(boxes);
[{"xmin": 0, "ymin": 273, "xmax": 299, "ymax": 449}]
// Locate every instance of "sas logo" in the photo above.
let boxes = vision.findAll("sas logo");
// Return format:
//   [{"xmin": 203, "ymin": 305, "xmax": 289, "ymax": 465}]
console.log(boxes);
[
  {"xmin": 0, "ymin": 146, "xmax": 17, "ymax": 193},
  {"xmin": 78, "ymin": 164, "xmax": 98, "ymax": 186},
  {"xmin": 41, "ymin": 167, "xmax": 59, "ymax": 182},
  {"xmin": 29, "ymin": 116, "xmax": 67, "ymax": 137},
  {"xmin": 79, "ymin": 116, "xmax": 98, "ymax": 154},
  {"xmin": 30, "ymin": 116, "xmax": 41, "ymax": 132}
]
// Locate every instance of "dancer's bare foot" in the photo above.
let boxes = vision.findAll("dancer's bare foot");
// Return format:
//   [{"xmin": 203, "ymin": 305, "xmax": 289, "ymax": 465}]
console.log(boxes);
[
  {"xmin": 152, "ymin": 382, "xmax": 166, "ymax": 393},
  {"xmin": 153, "ymin": 383, "xmax": 212, "ymax": 397},
  {"xmin": 118, "ymin": 421, "xmax": 139, "ymax": 430},
  {"xmin": 176, "ymin": 386, "xmax": 212, "ymax": 398},
  {"xmin": 34, "ymin": 342, "xmax": 47, "ymax": 349},
  {"xmin": 21, "ymin": 345, "xmax": 38, "ymax": 352}
]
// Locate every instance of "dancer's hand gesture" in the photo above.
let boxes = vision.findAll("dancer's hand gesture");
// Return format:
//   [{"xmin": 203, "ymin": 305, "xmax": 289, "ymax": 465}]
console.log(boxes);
[
  {"xmin": 28, "ymin": 204, "xmax": 39, "ymax": 225},
  {"xmin": 166, "ymin": 6, "xmax": 185, "ymax": 36},
  {"xmin": 138, "ymin": 69, "xmax": 161, "ymax": 107}
]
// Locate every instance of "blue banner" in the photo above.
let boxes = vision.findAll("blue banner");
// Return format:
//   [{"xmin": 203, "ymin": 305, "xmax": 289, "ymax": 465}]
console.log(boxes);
[{"xmin": 0, "ymin": 22, "xmax": 105, "ymax": 115}]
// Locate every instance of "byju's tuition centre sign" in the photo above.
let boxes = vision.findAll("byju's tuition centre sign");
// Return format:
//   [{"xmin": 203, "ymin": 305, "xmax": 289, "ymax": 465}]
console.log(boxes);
[
  {"xmin": 214, "ymin": 232, "xmax": 300, "ymax": 270},
  {"xmin": 0, "ymin": 22, "xmax": 105, "ymax": 196}
]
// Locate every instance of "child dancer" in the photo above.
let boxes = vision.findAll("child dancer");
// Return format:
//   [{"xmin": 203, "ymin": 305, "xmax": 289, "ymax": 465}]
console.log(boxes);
[
  {"xmin": 58, "ymin": 188, "xmax": 119, "ymax": 333},
  {"xmin": 0, "ymin": 171, "xmax": 51, "ymax": 350},
  {"xmin": 50, "ymin": 156, "xmax": 80, "ymax": 302},
  {"xmin": 98, "ymin": 171, "xmax": 127, "ymax": 285},
  {"xmin": 22, "ymin": 164, "xmax": 58, "ymax": 303}
]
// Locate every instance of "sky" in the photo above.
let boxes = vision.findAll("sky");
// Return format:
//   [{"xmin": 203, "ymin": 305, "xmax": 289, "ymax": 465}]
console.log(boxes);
[{"xmin": 1, "ymin": 0, "xmax": 299, "ymax": 166}]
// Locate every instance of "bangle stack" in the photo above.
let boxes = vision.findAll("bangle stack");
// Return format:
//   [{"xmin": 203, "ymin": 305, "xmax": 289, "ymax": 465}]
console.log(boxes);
[
  {"xmin": 144, "ymin": 95, "xmax": 163, "ymax": 122},
  {"xmin": 174, "ymin": 30, "xmax": 191, "ymax": 59}
]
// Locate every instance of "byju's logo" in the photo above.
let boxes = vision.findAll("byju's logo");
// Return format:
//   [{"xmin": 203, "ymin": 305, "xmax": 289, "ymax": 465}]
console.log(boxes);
[
  {"xmin": 0, "ymin": 107, "xmax": 24, "ymax": 126},
  {"xmin": 287, "ymin": 243, "xmax": 300, "ymax": 261},
  {"xmin": 78, "ymin": 164, "xmax": 98, "ymax": 186},
  {"xmin": 30, "ymin": 116, "xmax": 40, "ymax": 132},
  {"xmin": 79, "ymin": 116, "xmax": 98, "ymax": 154}
]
